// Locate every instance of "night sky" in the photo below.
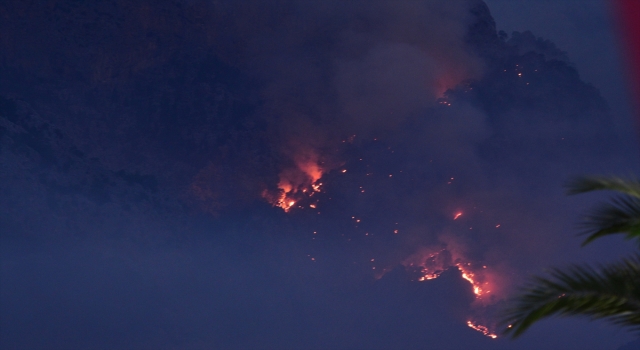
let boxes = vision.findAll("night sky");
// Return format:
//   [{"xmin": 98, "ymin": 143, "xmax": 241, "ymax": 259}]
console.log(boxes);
[{"xmin": 1, "ymin": 1, "xmax": 639, "ymax": 349}]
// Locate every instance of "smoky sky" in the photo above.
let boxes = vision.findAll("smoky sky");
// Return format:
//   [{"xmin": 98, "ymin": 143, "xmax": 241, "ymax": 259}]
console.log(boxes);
[{"xmin": 1, "ymin": 0, "xmax": 639, "ymax": 349}]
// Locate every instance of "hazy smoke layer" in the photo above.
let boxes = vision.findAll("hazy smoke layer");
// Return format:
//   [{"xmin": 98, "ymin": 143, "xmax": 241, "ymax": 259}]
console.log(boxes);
[
  {"xmin": 218, "ymin": 0, "xmax": 487, "ymax": 205},
  {"xmin": 0, "ymin": 0, "xmax": 635, "ymax": 348}
]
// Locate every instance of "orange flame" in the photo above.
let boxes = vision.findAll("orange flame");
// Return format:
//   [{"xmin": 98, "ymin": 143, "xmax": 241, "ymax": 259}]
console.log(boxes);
[
  {"xmin": 264, "ymin": 151, "xmax": 325, "ymax": 212},
  {"xmin": 401, "ymin": 248, "xmax": 498, "ymax": 338},
  {"xmin": 405, "ymin": 250, "xmax": 491, "ymax": 299},
  {"xmin": 456, "ymin": 263, "xmax": 490, "ymax": 298},
  {"xmin": 467, "ymin": 321, "xmax": 498, "ymax": 339}
]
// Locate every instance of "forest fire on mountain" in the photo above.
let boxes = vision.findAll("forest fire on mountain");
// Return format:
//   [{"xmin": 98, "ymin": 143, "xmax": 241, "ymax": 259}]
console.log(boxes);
[
  {"xmin": 403, "ymin": 247, "xmax": 499, "ymax": 338},
  {"xmin": 263, "ymin": 151, "xmax": 325, "ymax": 212}
]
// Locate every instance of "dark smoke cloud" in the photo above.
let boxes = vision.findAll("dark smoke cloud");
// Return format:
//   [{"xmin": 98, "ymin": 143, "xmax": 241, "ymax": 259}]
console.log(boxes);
[
  {"xmin": 215, "ymin": 0, "xmax": 489, "ymax": 201},
  {"xmin": 238, "ymin": 0, "xmax": 485, "ymax": 136},
  {"xmin": 1, "ymin": 0, "xmax": 638, "ymax": 348},
  {"xmin": 0, "ymin": 0, "xmax": 485, "ymax": 210}
]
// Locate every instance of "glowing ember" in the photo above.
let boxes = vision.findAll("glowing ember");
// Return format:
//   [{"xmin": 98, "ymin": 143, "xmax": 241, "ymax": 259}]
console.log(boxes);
[
  {"xmin": 453, "ymin": 212, "xmax": 462, "ymax": 220},
  {"xmin": 403, "ymin": 250, "xmax": 492, "ymax": 299},
  {"xmin": 263, "ymin": 151, "xmax": 325, "ymax": 212},
  {"xmin": 456, "ymin": 264, "xmax": 489, "ymax": 297},
  {"xmin": 400, "ymin": 248, "xmax": 498, "ymax": 338},
  {"xmin": 467, "ymin": 321, "xmax": 497, "ymax": 339},
  {"xmin": 418, "ymin": 273, "xmax": 441, "ymax": 281}
]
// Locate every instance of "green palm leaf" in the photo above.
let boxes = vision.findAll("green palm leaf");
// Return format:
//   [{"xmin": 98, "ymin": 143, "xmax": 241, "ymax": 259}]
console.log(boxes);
[
  {"xmin": 565, "ymin": 176, "xmax": 640, "ymax": 245},
  {"xmin": 501, "ymin": 255, "xmax": 640, "ymax": 337},
  {"xmin": 578, "ymin": 196, "xmax": 640, "ymax": 245},
  {"xmin": 566, "ymin": 176, "xmax": 640, "ymax": 198}
]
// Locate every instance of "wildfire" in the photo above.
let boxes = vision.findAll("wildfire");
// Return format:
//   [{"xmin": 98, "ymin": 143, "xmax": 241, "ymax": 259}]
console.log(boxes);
[
  {"xmin": 418, "ymin": 273, "xmax": 441, "ymax": 281},
  {"xmin": 456, "ymin": 264, "xmax": 490, "ymax": 297},
  {"xmin": 263, "ymin": 151, "xmax": 325, "ymax": 212},
  {"xmin": 402, "ymin": 248, "xmax": 497, "ymax": 339},
  {"xmin": 467, "ymin": 321, "xmax": 497, "ymax": 339}
]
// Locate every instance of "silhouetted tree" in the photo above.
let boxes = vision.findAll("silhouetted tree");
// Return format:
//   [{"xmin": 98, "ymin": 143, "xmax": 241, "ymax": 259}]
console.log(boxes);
[{"xmin": 502, "ymin": 176, "xmax": 640, "ymax": 337}]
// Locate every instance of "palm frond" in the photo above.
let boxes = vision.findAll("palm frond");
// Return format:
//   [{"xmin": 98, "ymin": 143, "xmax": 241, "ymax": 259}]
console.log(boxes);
[
  {"xmin": 566, "ymin": 176, "xmax": 640, "ymax": 198},
  {"xmin": 501, "ymin": 255, "xmax": 640, "ymax": 338},
  {"xmin": 578, "ymin": 196, "xmax": 640, "ymax": 246}
]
